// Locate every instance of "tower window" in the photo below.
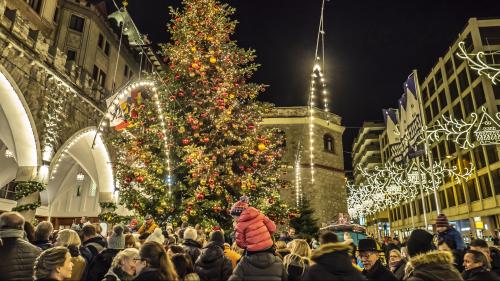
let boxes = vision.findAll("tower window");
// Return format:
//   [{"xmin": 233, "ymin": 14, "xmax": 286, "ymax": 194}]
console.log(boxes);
[{"xmin": 324, "ymin": 134, "xmax": 334, "ymax": 153}]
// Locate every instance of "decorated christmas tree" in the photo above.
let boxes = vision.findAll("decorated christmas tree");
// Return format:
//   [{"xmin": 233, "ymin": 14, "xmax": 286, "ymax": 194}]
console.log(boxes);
[
  {"xmin": 113, "ymin": 0, "xmax": 290, "ymax": 230},
  {"xmin": 289, "ymin": 198, "xmax": 319, "ymax": 240}
]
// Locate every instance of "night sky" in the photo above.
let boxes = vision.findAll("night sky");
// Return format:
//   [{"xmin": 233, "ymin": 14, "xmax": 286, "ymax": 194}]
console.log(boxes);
[{"xmin": 119, "ymin": 0, "xmax": 500, "ymax": 171}]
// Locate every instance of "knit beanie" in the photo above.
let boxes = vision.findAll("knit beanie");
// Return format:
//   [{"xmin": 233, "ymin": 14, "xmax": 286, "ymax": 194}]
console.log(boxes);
[
  {"xmin": 436, "ymin": 214, "xmax": 449, "ymax": 228},
  {"xmin": 145, "ymin": 228, "xmax": 165, "ymax": 245},
  {"xmin": 407, "ymin": 229, "xmax": 435, "ymax": 257},
  {"xmin": 209, "ymin": 230, "xmax": 225, "ymax": 247},
  {"xmin": 108, "ymin": 225, "xmax": 125, "ymax": 249},
  {"xmin": 230, "ymin": 196, "xmax": 249, "ymax": 217}
]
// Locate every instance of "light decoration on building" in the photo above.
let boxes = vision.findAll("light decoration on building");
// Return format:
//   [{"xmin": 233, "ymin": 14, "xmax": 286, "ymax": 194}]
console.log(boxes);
[
  {"xmin": 98, "ymin": 79, "xmax": 173, "ymax": 194},
  {"xmin": 426, "ymin": 106, "xmax": 500, "ymax": 149},
  {"xmin": 4, "ymin": 149, "xmax": 14, "ymax": 159},
  {"xmin": 294, "ymin": 146, "xmax": 303, "ymax": 207},
  {"xmin": 307, "ymin": 0, "xmax": 329, "ymax": 185},
  {"xmin": 76, "ymin": 171, "xmax": 85, "ymax": 182},
  {"xmin": 457, "ymin": 41, "xmax": 500, "ymax": 85},
  {"xmin": 347, "ymin": 160, "xmax": 474, "ymax": 220}
]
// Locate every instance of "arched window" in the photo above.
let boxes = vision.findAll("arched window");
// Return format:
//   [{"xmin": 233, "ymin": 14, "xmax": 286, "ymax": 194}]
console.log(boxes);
[{"xmin": 324, "ymin": 134, "xmax": 334, "ymax": 153}]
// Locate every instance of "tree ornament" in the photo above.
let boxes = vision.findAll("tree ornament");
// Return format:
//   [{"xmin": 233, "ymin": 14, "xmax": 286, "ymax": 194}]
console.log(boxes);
[
  {"xmin": 213, "ymin": 206, "xmax": 222, "ymax": 213},
  {"xmin": 196, "ymin": 193, "xmax": 205, "ymax": 201},
  {"xmin": 258, "ymin": 143, "xmax": 266, "ymax": 151},
  {"xmin": 136, "ymin": 176, "xmax": 144, "ymax": 183},
  {"xmin": 210, "ymin": 57, "xmax": 217, "ymax": 64},
  {"xmin": 181, "ymin": 215, "xmax": 189, "ymax": 222},
  {"xmin": 182, "ymin": 138, "xmax": 190, "ymax": 145},
  {"xmin": 189, "ymin": 209, "xmax": 197, "ymax": 216}
]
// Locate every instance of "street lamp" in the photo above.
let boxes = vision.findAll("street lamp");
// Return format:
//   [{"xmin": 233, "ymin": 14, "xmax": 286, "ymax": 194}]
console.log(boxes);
[
  {"xmin": 4, "ymin": 149, "xmax": 13, "ymax": 158},
  {"xmin": 76, "ymin": 171, "xmax": 85, "ymax": 182}
]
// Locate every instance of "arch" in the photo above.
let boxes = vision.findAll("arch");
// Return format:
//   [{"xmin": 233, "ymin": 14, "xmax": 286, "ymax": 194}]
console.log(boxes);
[
  {"xmin": 0, "ymin": 65, "xmax": 40, "ymax": 167},
  {"xmin": 43, "ymin": 127, "xmax": 114, "ymax": 217},
  {"xmin": 323, "ymin": 133, "xmax": 334, "ymax": 153}
]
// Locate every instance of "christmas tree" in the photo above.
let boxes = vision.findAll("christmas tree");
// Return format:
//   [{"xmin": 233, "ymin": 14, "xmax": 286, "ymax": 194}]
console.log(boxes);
[
  {"xmin": 113, "ymin": 0, "xmax": 290, "ymax": 230},
  {"xmin": 290, "ymin": 198, "xmax": 319, "ymax": 240}
]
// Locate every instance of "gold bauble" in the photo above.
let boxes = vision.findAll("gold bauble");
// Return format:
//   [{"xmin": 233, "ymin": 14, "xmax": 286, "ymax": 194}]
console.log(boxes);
[
  {"xmin": 258, "ymin": 143, "xmax": 266, "ymax": 151},
  {"xmin": 179, "ymin": 127, "xmax": 186, "ymax": 133},
  {"xmin": 181, "ymin": 215, "xmax": 188, "ymax": 222},
  {"xmin": 189, "ymin": 209, "xmax": 197, "ymax": 216},
  {"xmin": 209, "ymin": 57, "xmax": 217, "ymax": 64}
]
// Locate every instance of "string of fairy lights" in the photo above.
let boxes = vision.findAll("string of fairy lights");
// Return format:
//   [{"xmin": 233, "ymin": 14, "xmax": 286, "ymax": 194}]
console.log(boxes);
[{"xmin": 307, "ymin": 0, "xmax": 329, "ymax": 186}]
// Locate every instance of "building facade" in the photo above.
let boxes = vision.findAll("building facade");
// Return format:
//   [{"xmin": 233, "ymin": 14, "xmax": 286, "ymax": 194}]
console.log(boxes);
[
  {"xmin": 0, "ymin": 0, "xmax": 158, "ymax": 224},
  {"xmin": 371, "ymin": 18, "xmax": 500, "ymax": 241},
  {"xmin": 352, "ymin": 121, "xmax": 384, "ymax": 185},
  {"xmin": 263, "ymin": 107, "xmax": 347, "ymax": 225}
]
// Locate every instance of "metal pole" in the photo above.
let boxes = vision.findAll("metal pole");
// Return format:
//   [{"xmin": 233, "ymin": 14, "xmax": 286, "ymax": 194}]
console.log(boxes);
[
  {"xmin": 414, "ymin": 70, "xmax": 441, "ymax": 214},
  {"xmin": 416, "ymin": 157, "xmax": 429, "ymax": 228}
]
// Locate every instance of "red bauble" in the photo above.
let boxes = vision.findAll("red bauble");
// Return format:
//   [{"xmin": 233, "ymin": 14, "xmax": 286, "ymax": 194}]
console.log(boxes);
[
  {"xmin": 196, "ymin": 193, "xmax": 205, "ymax": 201},
  {"xmin": 248, "ymin": 124, "xmax": 255, "ymax": 130},
  {"xmin": 213, "ymin": 206, "xmax": 222, "ymax": 213},
  {"xmin": 202, "ymin": 137, "xmax": 210, "ymax": 143},
  {"xmin": 178, "ymin": 91, "xmax": 185, "ymax": 97},
  {"xmin": 125, "ymin": 177, "xmax": 132, "ymax": 183},
  {"xmin": 136, "ymin": 176, "xmax": 144, "ymax": 183},
  {"xmin": 191, "ymin": 125, "xmax": 199, "ymax": 130},
  {"xmin": 182, "ymin": 139, "xmax": 190, "ymax": 145},
  {"xmin": 252, "ymin": 162, "xmax": 258, "ymax": 168}
]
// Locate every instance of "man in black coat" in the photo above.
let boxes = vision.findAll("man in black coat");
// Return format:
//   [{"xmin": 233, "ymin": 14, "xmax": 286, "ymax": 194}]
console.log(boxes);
[
  {"xmin": 359, "ymin": 238, "xmax": 398, "ymax": 281},
  {"xmin": 195, "ymin": 231, "xmax": 232, "ymax": 281},
  {"xmin": 303, "ymin": 241, "xmax": 366, "ymax": 281}
]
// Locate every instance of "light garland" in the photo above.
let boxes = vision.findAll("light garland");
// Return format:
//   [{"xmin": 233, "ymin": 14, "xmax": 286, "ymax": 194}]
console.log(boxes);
[
  {"xmin": 294, "ymin": 146, "xmax": 302, "ymax": 207},
  {"xmin": 457, "ymin": 41, "xmax": 500, "ymax": 85},
  {"xmin": 426, "ymin": 106, "xmax": 500, "ymax": 149},
  {"xmin": 100, "ymin": 79, "xmax": 173, "ymax": 194}
]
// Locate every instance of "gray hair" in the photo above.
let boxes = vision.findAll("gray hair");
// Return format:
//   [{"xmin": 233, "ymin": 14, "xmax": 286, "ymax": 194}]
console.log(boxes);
[
  {"xmin": 183, "ymin": 227, "xmax": 197, "ymax": 240},
  {"xmin": 33, "ymin": 246, "xmax": 68, "ymax": 279},
  {"xmin": 111, "ymin": 248, "xmax": 139, "ymax": 269},
  {"xmin": 0, "ymin": 211, "xmax": 24, "ymax": 230},
  {"xmin": 35, "ymin": 221, "xmax": 54, "ymax": 241},
  {"xmin": 56, "ymin": 229, "xmax": 82, "ymax": 247}
]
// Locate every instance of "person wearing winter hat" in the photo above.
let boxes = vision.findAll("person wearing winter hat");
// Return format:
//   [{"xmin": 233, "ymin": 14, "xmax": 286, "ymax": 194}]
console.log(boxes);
[
  {"xmin": 86, "ymin": 224, "xmax": 126, "ymax": 281},
  {"xmin": 358, "ymin": 238, "xmax": 397, "ymax": 281},
  {"xmin": 436, "ymin": 213, "xmax": 465, "ymax": 251},
  {"xmin": 404, "ymin": 229, "xmax": 463, "ymax": 281},
  {"xmin": 145, "ymin": 227, "xmax": 165, "ymax": 246},
  {"xmin": 183, "ymin": 227, "xmax": 203, "ymax": 264},
  {"xmin": 195, "ymin": 230, "xmax": 233, "ymax": 281},
  {"xmin": 231, "ymin": 196, "xmax": 277, "ymax": 252}
]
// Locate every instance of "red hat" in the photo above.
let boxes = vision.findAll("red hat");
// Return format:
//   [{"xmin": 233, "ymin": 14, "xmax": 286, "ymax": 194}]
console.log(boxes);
[{"xmin": 230, "ymin": 196, "xmax": 249, "ymax": 216}]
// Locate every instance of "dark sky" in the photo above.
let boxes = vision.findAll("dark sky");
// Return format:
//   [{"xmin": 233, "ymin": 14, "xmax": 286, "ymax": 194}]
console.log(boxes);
[{"xmin": 121, "ymin": 0, "xmax": 500, "ymax": 171}]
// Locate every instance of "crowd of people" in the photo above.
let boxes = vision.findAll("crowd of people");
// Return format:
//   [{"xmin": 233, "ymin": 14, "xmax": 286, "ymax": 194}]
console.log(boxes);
[{"xmin": 2, "ymin": 198, "xmax": 500, "ymax": 281}]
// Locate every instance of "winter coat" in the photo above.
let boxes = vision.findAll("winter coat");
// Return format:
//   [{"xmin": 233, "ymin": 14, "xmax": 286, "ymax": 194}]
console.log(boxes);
[
  {"xmin": 87, "ymin": 248, "xmax": 121, "ymax": 281},
  {"xmin": 69, "ymin": 255, "xmax": 86, "ymax": 281},
  {"xmin": 195, "ymin": 242, "xmax": 233, "ymax": 281},
  {"xmin": 137, "ymin": 221, "xmax": 158, "ymax": 234},
  {"xmin": 132, "ymin": 268, "xmax": 166, "ymax": 281},
  {"xmin": 437, "ymin": 227, "xmax": 465, "ymax": 250},
  {"xmin": 83, "ymin": 236, "xmax": 107, "ymax": 258},
  {"xmin": 35, "ymin": 278, "xmax": 59, "ymax": 281},
  {"xmin": 224, "ymin": 244, "xmax": 242, "ymax": 269},
  {"xmin": 276, "ymin": 248, "xmax": 290, "ymax": 259},
  {"xmin": 235, "ymin": 207, "xmax": 276, "ymax": 252},
  {"xmin": 404, "ymin": 250, "xmax": 463, "ymax": 281},
  {"xmin": 228, "ymin": 251, "xmax": 287, "ymax": 281},
  {"xmin": 462, "ymin": 267, "xmax": 500, "ymax": 281},
  {"xmin": 183, "ymin": 239, "xmax": 202, "ymax": 264},
  {"xmin": 491, "ymin": 247, "xmax": 500, "ymax": 276},
  {"xmin": 0, "ymin": 236, "xmax": 42, "ymax": 281},
  {"xmin": 34, "ymin": 240, "xmax": 53, "ymax": 251},
  {"xmin": 103, "ymin": 266, "xmax": 136, "ymax": 281},
  {"xmin": 363, "ymin": 260, "xmax": 398, "ymax": 281},
  {"xmin": 391, "ymin": 259, "xmax": 407, "ymax": 281},
  {"xmin": 303, "ymin": 242, "xmax": 366, "ymax": 281}
]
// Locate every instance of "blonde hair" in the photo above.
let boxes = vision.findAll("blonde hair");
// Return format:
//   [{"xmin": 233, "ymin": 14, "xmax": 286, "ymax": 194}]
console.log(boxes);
[
  {"xmin": 276, "ymin": 240, "xmax": 287, "ymax": 250},
  {"xmin": 57, "ymin": 229, "xmax": 82, "ymax": 247},
  {"xmin": 183, "ymin": 227, "xmax": 197, "ymax": 240},
  {"xmin": 111, "ymin": 248, "xmax": 139, "ymax": 269},
  {"xmin": 283, "ymin": 239, "xmax": 311, "ymax": 276},
  {"xmin": 33, "ymin": 246, "xmax": 69, "ymax": 280}
]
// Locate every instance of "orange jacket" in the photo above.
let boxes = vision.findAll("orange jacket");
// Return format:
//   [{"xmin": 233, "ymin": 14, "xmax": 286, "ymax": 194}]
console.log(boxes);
[
  {"xmin": 137, "ymin": 221, "xmax": 158, "ymax": 234},
  {"xmin": 235, "ymin": 207, "xmax": 276, "ymax": 252}
]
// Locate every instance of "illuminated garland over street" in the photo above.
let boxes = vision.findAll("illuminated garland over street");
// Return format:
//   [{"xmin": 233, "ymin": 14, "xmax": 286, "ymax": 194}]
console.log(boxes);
[
  {"xmin": 426, "ymin": 106, "xmax": 500, "ymax": 149},
  {"xmin": 347, "ymin": 160, "xmax": 474, "ymax": 219},
  {"xmin": 457, "ymin": 41, "xmax": 500, "ymax": 85}
]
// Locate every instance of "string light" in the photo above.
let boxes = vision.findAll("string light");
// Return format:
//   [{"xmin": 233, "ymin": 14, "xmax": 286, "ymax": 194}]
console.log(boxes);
[
  {"xmin": 294, "ymin": 144, "xmax": 303, "ymax": 207},
  {"xmin": 457, "ymin": 41, "xmax": 500, "ymax": 85}
]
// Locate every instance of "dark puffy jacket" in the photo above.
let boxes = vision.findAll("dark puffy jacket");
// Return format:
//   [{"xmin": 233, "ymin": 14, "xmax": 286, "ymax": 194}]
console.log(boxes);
[
  {"xmin": 405, "ymin": 250, "xmax": 463, "ymax": 281},
  {"xmin": 195, "ymin": 242, "xmax": 232, "ymax": 281},
  {"xmin": 228, "ymin": 250, "xmax": 287, "ymax": 281},
  {"xmin": 183, "ymin": 239, "xmax": 202, "ymax": 264},
  {"xmin": 0, "ymin": 237, "xmax": 42, "ymax": 281},
  {"xmin": 391, "ymin": 259, "xmax": 407, "ymax": 281},
  {"xmin": 303, "ymin": 242, "xmax": 366, "ymax": 281},
  {"xmin": 363, "ymin": 260, "xmax": 397, "ymax": 281},
  {"xmin": 133, "ymin": 268, "xmax": 165, "ymax": 281},
  {"xmin": 491, "ymin": 247, "xmax": 500, "ymax": 276},
  {"xmin": 86, "ymin": 248, "xmax": 121, "ymax": 281},
  {"xmin": 83, "ymin": 236, "xmax": 107, "ymax": 258},
  {"xmin": 462, "ymin": 267, "xmax": 500, "ymax": 281}
]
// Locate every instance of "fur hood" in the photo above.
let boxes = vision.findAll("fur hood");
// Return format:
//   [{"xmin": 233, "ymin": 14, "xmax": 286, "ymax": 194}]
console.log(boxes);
[
  {"xmin": 408, "ymin": 250, "xmax": 454, "ymax": 268},
  {"xmin": 311, "ymin": 242, "xmax": 352, "ymax": 260}
]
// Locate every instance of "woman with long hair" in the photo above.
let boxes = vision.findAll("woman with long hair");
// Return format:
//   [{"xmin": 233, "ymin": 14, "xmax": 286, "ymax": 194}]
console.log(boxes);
[
  {"xmin": 171, "ymin": 253, "xmax": 200, "ymax": 281},
  {"xmin": 33, "ymin": 246, "xmax": 74, "ymax": 281},
  {"xmin": 133, "ymin": 241, "xmax": 179, "ymax": 281},
  {"xmin": 283, "ymin": 239, "xmax": 311, "ymax": 281}
]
